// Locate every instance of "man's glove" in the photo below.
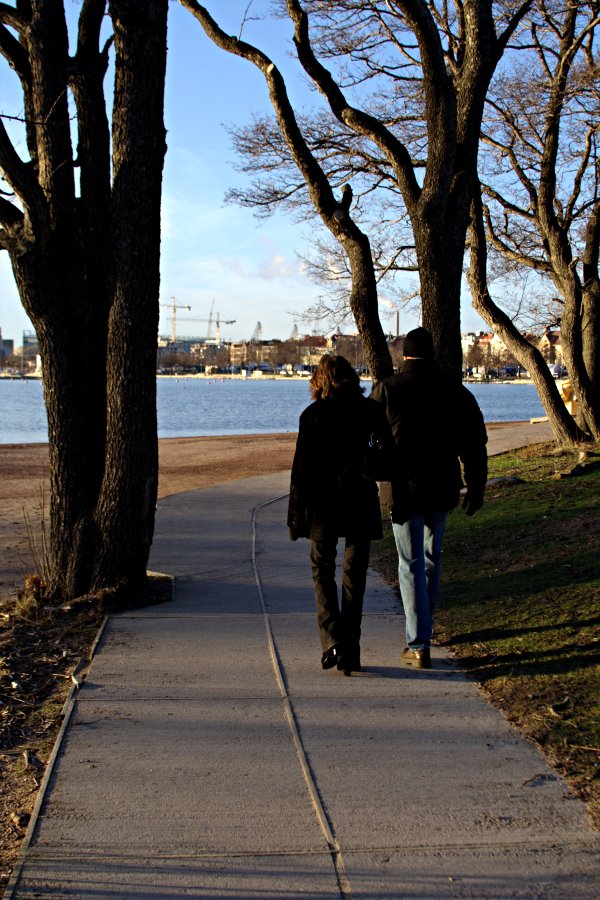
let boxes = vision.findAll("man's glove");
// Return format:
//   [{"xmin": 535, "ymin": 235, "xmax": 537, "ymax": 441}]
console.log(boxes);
[{"xmin": 462, "ymin": 491, "xmax": 484, "ymax": 517}]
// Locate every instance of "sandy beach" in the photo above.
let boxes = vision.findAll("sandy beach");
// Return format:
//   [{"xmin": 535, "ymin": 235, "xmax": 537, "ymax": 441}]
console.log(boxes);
[
  {"xmin": 0, "ymin": 433, "xmax": 297, "ymax": 594},
  {"xmin": 0, "ymin": 422, "xmax": 536, "ymax": 595}
]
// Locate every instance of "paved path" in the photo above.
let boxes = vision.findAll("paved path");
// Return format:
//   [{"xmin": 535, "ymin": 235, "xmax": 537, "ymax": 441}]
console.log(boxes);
[{"xmin": 6, "ymin": 421, "xmax": 600, "ymax": 898}]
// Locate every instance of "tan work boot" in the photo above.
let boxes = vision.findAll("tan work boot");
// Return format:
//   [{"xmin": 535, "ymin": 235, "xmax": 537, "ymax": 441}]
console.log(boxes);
[{"xmin": 401, "ymin": 646, "xmax": 431, "ymax": 669}]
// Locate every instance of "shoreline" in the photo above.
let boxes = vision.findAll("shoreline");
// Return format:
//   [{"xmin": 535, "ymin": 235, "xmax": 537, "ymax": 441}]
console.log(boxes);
[
  {"xmin": 0, "ymin": 433, "xmax": 298, "ymax": 594},
  {"xmin": 0, "ymin": 420, "xmax": 546, "ymax": 456},
  {"xmin": 0, "ymin": 422, "xmax": 549, "ymax": 595},
  {"xmin": 1, "ymin": 372, "xmax": 550, "ymax": 386}
]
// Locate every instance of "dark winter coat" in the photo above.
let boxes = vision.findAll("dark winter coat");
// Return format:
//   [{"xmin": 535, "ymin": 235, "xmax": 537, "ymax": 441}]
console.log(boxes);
[
  {"xmin": 370, "ymin": 359, "xmax": 488, "ymax": 524},
  {"xmin": 287, "ymin": 389, "xmax": 389, "ymax": 541}
]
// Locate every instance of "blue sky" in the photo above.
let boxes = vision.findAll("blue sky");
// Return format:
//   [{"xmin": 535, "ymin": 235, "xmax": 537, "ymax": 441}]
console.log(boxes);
[{"xmin": 1, "ymin": 2, "xmax": 486, "ymax": 347}]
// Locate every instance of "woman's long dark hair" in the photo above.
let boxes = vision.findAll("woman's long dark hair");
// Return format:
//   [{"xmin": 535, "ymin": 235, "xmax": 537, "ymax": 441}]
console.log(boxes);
[{"xmin": 309, "ymin": 354, "xmax": 364, "ymax": 400}]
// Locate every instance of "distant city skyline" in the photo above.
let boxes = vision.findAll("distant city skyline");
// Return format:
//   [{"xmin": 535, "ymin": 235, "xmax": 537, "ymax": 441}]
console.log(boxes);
[{"xmin": 0, "ymin": 2, "xmax": 487, "ymax": 348}]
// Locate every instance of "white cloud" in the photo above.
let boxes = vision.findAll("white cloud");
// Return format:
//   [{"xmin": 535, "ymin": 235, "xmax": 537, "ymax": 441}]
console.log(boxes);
[{"xmin": 258, "ymin": 253, "xmax": 304, "ymax": 280}]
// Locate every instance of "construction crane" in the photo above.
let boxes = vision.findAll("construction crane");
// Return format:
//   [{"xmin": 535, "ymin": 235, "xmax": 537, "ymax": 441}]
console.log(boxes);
[
  {"xmin": 178, "ymin": 310, "xmax": 236, "ymax": 343},
  {"xmin": 250, "ymin": 322, "xmax": 262, "ymax": 343},
  {"xmin": 161, "ymin": 297, "xmax": 191, "ymax": 343},
  {"xmin": 205, "ymin": 299, "xmax": 215, "ymax": 339},
  {"xmin": 212, "ymin": 314, "xmax": 236, "ymax": 344}
]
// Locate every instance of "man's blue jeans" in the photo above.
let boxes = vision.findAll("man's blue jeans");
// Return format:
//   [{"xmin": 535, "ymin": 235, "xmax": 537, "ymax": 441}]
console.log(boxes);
[{"xmin": 392, "ymin": 512, "xmax": 447, "ymax": 649}]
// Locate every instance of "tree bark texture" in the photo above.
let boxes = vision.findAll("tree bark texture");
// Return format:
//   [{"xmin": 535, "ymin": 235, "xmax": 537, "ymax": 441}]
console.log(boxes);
[
  {"xmin": 340, "ymin": 229, "xmax": 393, "ymax": 382},
  {"xmin": 91, "ymin": 0, "xmax": 168, "ymax": 591},
  {"xmin": 0, "ymin": 0, "xmax": 168, "ymax": 600},
  {"xmin": 545, "ymin": 198, "xmax": 600, "ymax": 439},
  {"xmin": 412, "ymin": 217, "xmax": 465, "ymax": 382}
]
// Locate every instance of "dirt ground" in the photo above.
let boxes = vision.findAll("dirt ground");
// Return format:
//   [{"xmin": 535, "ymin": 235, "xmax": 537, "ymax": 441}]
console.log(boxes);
[
  {"xmin": 0, "ymin": 424, "xmax": 521, "ymax": 593},
  {"xmin": 0, "ymin": 433, "xmax": 298, "ymax": 594}
]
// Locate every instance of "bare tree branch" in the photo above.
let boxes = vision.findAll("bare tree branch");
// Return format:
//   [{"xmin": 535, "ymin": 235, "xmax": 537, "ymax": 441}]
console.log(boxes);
[{"xmin": 0, "ymin": 116, "xmax": 46, "ymax": 227}]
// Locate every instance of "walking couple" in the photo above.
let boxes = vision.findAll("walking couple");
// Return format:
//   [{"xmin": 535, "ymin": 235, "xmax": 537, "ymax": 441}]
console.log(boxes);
[{"xmin": 287, "ymin": 328, "xmax": 488, "ymax": 675}]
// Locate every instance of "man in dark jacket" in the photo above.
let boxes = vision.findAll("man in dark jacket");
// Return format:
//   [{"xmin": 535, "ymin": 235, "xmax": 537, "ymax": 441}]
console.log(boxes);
[{"xmin": 371, "ymin": 327, "xmax": 488, "ymax": 669}]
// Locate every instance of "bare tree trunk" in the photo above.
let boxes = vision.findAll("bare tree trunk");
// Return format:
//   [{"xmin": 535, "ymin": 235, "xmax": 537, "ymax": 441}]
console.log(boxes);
[
  {"xmin": 6, "ymin": 3, "xmax": 109, "ymax": 597},
  {"xmin": 559, "ymin": 292, "xmax": 600, "ymax": 441},
  {"xmin": 532, "ymin": 7, "xmax": 600, "ymax": 441},
  {"xmin": 12, "ymin": 261, "xmax": 110, "ymax": 596},
  {"xmin": 342, "ymin": 232, "xmax": 393, "ymax": 381},
  {"xmin": 472, "ymin": 291, "xmax": 585, "ymax": 446},
  {"xmin": 181, "ymin": 1, "xmax": 394, "ymax": 382},
  {"xmin": 92, "ymin": 0, "xmax": 168, "ymax": 593},
  {"xmin": 581, "ymin": 205, "xmax": 600, "ymax": 397},
  {"xmin": 556, "ymin": 203, "xmax": 600, "ymax": 440},
  {"xmin": 413, "ymin": 218, "xmax": 465, "ymax": 381},
  {"xmin": 468, "ymin": 193, "xmax": 585, "ymax": 447},
  {"xmin": 1, "ymin": 0, "xmax": 168, "ymax": 602}
]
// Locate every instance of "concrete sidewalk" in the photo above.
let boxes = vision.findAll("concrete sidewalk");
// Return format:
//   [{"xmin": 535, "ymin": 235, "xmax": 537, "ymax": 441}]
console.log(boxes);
[{"xmin": 6, "ymin": 421, "xmax": 600, "ymax": 898}]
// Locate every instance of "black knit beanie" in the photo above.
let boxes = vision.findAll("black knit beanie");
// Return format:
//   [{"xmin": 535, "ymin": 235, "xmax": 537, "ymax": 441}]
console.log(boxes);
[{"xmin": 403, "ymin": 327, "xmax": 434, "ymax": 359}]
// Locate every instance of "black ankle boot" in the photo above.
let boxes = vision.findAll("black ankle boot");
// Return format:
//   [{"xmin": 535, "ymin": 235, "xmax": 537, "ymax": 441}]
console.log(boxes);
[
  {"xmin": 337, "ymin": 646, "xmax": 361, "ymax": 676},
  {"xmin": 321, "ymin": 645, "xmax": 341, "ymax": 670}
]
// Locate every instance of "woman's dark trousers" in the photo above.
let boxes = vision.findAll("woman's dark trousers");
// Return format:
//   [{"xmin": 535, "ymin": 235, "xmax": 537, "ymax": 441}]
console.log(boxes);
[{"xmin": 310, "ymin": 536, "xmax": 371, "ymax": 653}]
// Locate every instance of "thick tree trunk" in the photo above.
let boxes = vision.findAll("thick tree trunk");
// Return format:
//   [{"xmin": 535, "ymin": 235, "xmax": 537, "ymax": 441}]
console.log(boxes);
[
  {"xmin": 581, "ymin": 287, "xmax": 599, "ymax": 392},
  {"xmin": 11, "ymin": 249, "xmax": 109, "ymax": 596},
  {"xmin": 2, "ymin": 1, "xmax": 168, "ymax": 602},
  {"xmin": 91, "ymin": 0, "xmax": 168, "ymax": 594},
  {"xmin": 581, "ymin": 205, "xmax": 600, "ymax": 397},
  {"xmin": 413, "ymin": 217, "xmax": 465, "ymax": 382},
  {"xmin": 6, "ymin": 4, "xmax": 109, "ymax": 597}
]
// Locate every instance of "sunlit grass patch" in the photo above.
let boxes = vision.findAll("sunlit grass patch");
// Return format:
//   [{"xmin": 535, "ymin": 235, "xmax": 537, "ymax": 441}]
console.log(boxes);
[{"xmin": 370, "ymin": 442, "xmax": 600, "ymax": 827}]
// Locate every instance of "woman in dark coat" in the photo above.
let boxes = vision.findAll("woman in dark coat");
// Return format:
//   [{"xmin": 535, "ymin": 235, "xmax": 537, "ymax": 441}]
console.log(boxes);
[{"xmin": 287, "ymin": 354, "xmax": 390, "ymax": 675}]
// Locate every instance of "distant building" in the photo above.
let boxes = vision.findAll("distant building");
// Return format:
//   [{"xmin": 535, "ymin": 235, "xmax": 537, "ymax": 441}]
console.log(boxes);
[
  {"xmin": 22, "ymin": 330, "xmax": 39, "ymax": 355},
  {"xmin": 537, "ymin": 328, "xmax": 563, "ymax": 364},
  {"xmin": 461, "ymin": 332, "xmax": 486, "ymax": 354},
  {"xmin": 154, "ymin": 327, "xmax": 566, "ymax": 377}
]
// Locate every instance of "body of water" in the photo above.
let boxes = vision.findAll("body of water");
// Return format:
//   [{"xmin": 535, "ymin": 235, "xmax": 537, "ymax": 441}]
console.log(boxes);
[{"xmin": 0, "ymin": 376, "xmax": 546, "ymax": 445}]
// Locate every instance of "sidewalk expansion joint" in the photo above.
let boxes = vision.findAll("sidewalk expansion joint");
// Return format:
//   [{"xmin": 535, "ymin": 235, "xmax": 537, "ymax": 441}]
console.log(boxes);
[{"xmin": 252, "ymin": 495, "xmax": 352, "ymax": 900}]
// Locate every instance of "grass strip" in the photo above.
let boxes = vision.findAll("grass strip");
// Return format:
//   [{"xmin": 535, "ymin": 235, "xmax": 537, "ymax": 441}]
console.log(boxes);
[{"xmin": 369, "ymin": 441, "xmax": 600, "ymax": 828}]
